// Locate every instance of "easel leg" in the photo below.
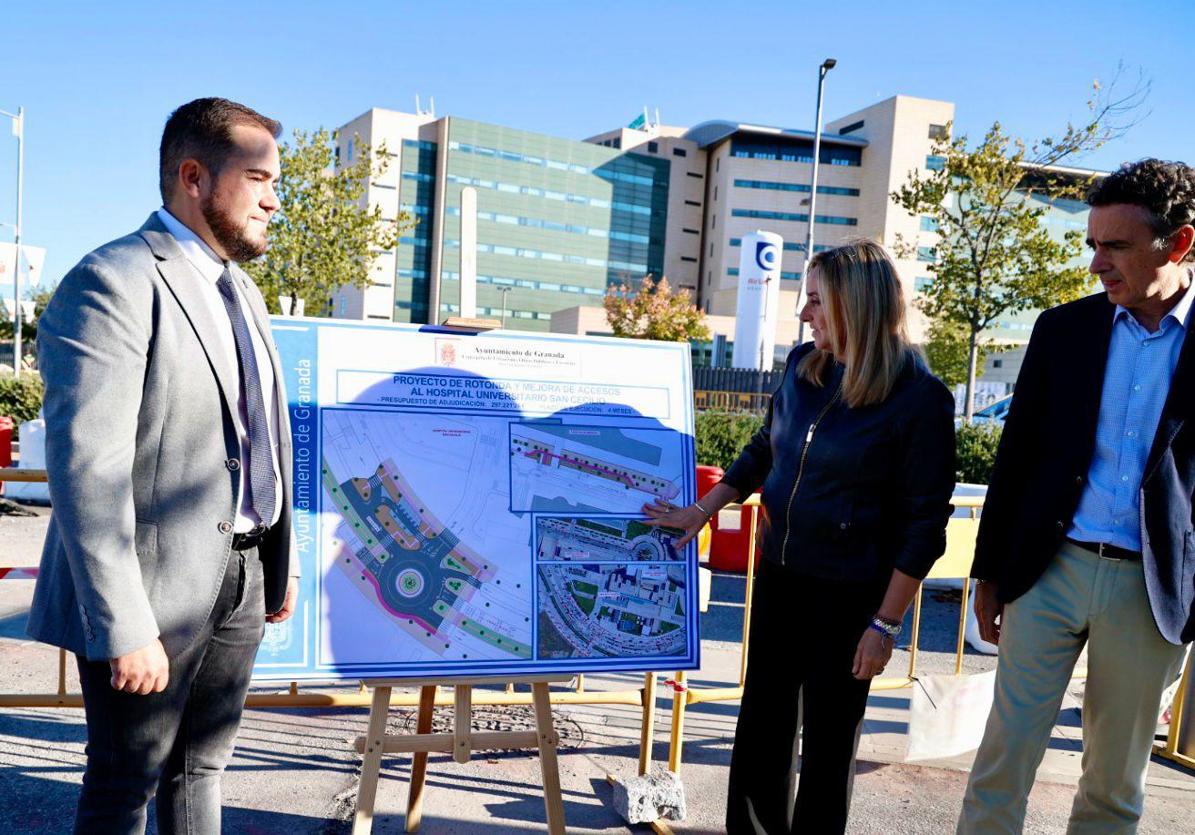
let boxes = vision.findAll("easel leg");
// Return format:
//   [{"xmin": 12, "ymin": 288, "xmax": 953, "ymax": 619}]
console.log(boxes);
[
  {"xmin": 454, "ymin": 684, "xmax": 473, "ymax": 764},
  {"xmin": 531, "ymin": 681, "xmax": 567, "ymax": 835},
  {"xmin": 639, "ymin": 672, "xmax": 657, "ymax": 775},
  {"xmin": 667, "ymin": 671, "xmax": 687, "ymax": 773},
  {"xmin": 405, "ymin": 685, "xmax": 437, "ymax": 833},
  {"xmin": 353, "ymin": 685, "xmax": 393, "ymax": 835}
]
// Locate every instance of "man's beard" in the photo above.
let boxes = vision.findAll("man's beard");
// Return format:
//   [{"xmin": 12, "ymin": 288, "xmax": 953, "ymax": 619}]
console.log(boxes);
[{"xmin": 201, "ymin": 192, "xmax": 268, "ymax": 263}]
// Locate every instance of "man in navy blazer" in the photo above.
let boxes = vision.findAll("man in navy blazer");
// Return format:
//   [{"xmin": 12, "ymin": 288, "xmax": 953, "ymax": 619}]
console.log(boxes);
[{"xmin": 959, "ymin": 159, "xmax": 1195, "ymax": 833}]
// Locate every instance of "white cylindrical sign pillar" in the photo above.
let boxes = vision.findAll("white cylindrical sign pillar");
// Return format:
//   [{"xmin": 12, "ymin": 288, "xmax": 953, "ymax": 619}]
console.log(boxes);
[{"xmin": 732, "ymin": 230, "xmax": 783, "ymax": 370}]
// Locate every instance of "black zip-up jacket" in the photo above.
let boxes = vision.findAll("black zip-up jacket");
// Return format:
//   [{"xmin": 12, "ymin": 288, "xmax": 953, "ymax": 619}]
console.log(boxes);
[{"xmin": 721, "ymin": 343, "xmax": 957, "ymax": 583}]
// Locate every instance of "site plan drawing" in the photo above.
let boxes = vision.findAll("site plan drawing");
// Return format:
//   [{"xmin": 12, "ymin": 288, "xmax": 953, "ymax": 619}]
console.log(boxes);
[{"xmin": 255, "ymin": 319, "xmax": 699, "ymax": 680}]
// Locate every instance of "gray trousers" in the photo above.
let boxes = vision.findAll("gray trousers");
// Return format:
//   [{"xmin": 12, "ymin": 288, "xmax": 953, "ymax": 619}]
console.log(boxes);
[
  {"xmin": 958, "ymin": 541, "xmax": 1186, "ymax": 834},
  {"xmin": 74, "ymin": 549, "xmax": 265, "ymax": 835}
]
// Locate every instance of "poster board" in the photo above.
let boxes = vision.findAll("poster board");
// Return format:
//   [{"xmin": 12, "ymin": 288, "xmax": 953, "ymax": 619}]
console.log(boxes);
[{"xmin": 253, "ymin": 319, "xmax": 699, "ymax": 681}]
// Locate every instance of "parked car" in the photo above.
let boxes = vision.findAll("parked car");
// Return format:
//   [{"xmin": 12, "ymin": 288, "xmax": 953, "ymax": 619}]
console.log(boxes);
[
  {"xmin": 972, "ymin": 394, "xmax": 1012, "ymax": 425},
  {"xmin": 955, "ymin": 394, "xmax": 1012, "ymax": 428}
]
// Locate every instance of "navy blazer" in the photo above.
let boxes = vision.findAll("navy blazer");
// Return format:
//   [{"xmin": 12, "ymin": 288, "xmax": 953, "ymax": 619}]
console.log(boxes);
[{"xmin": 972, "ymin": 292, "xmax": 1195, "ymax": 644}]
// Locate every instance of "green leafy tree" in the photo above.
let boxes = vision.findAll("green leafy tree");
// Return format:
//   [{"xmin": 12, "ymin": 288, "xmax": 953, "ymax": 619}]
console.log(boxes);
[
  {"xmin": 895, "ymin": 73, "xmax": 1147, "ymax": 419},
  {"xmin": 243, "ymin": 129, "xmax": 414, "ymax": 315},
  {"xmin": 0, "ymin": 286, "xmax": 56, "ymax": 359},
  {"xmin": 922, "ymin": 318, "xmax": 1004, "ymax": 390},
  {"xmin": 604, "ymin": 275, "xmax": 711, "ymax": 342}
]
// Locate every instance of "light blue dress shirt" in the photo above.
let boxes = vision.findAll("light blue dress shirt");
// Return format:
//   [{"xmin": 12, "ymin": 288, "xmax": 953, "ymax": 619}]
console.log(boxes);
[{"xmin": 1069, "ymin": 274, "xmax": 1195, "ymax": 551}]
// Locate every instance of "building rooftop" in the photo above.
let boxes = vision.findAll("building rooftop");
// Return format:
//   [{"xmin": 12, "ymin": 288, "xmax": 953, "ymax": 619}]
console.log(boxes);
[{"xmin": 683, "ymin": 119, "xmax": 869, "ymax": 150}]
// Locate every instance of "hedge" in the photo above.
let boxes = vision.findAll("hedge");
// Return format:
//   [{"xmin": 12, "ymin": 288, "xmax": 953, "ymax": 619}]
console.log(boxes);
[
  {"xmin": 955, "ymin": 422, "xmax": 1002, "ymax": 485},
  {"xmin": 696, "ymin": 407, "xmax": 1003, "ymax": 486},
  {"xmin": 0, "ymin": 373, "xmax": 43, "ymax": 431},
  {"xmin": 695, "ymin": 410, "xmax": 763, "ymax": 472}
]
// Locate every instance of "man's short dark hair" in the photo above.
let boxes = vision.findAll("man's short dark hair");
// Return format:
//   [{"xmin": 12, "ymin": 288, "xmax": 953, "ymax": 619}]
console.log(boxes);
[
  {"xmin": 159, "ymin": 98, "xmax": 282, "ymax": 203},
  {"xmin": 1088, "ymin": 158, "xmax": 1195, "ymax": 262}
]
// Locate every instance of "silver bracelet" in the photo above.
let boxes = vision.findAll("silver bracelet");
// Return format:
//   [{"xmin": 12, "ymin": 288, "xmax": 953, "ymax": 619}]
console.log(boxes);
[{"xmin": 693, "ymin": 500, "xmax": 712, "ymax": 517}]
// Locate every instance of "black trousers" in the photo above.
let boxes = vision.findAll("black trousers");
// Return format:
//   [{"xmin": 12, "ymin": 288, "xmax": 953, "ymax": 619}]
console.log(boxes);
[
  {"xmin": 74, "ymin": 548, "xmax": 266, "ymax": 835},
  {"xmin": 726, "ymin": 558, "xmax": 886, "ymax": 834}
]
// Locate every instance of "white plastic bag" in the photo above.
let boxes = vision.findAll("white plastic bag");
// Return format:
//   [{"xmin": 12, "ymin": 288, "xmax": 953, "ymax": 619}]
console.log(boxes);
[
  {"xmin": 7, "ymin": 418, "xmax": 50, "ymax": 503},
  {"xmin": 905, "ymin": 670, "xmax": 996, "ymax": 762}
]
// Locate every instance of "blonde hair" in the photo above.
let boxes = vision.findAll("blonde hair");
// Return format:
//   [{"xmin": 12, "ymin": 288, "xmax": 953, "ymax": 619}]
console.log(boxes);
[{"xmin": 797, "ymin": 239, "xmax": 917, "ymax": 408}]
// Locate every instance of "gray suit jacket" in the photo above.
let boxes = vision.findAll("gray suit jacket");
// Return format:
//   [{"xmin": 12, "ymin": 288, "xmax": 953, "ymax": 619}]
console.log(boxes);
[{"xmin": 28, "ymin": 213, "xmax": 296, "ymax": 661}]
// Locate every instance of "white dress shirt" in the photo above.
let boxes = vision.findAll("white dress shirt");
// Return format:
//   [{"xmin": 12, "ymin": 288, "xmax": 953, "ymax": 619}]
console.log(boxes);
[{"xmin": 157, "ymin": 208, "xmax": 283, "ymax": 532}]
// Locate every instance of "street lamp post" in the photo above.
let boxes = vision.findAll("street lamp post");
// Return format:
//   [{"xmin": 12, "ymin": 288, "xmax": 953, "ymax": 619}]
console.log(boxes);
[
  {"xmin": 795, "ymin": 60, "xmax": 835, "ymax": 346},
  {"xmin": 498, "ymin": 286, "xmax": 512, "ymax": 329},
  {"xmin": 1, "ymin": 107, "xmax": 23, "ymax": 377}
]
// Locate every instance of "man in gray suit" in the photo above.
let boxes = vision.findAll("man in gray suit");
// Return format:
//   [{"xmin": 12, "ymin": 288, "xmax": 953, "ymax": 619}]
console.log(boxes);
[{"xmin": 27, "ymin": 97, "xmax": 298, "ymax": 833}]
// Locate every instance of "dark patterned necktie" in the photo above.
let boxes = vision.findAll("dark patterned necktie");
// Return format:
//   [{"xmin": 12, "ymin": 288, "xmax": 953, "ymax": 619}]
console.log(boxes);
[{"xmin": 216, "ymin": 268, "xmax": 276, "ymax": 528}]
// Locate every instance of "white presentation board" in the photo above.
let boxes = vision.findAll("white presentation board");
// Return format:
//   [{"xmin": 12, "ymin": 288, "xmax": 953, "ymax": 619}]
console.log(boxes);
[{"xmin": 254, "ymin": 319, "xmax": 700, "ymax": 681}]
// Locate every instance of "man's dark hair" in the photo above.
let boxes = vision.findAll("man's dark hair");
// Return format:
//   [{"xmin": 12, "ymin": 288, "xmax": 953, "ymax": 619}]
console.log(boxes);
[
  {"xmin": 159, "ymin": 97, "xmax": 282, "ymax": 203},
  {"xmin": 1087, "ymin": 158, "xmax": 1195, "ymax": 262}
]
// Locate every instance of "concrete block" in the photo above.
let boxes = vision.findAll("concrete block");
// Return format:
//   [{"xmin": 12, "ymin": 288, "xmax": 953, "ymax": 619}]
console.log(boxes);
[{"xmin": 612, "ymin": 768, "xmax": 687, "ymax": 824}]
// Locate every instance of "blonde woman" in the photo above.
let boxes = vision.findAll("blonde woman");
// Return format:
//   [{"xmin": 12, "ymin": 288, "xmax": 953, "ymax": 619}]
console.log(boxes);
[{"xmin": 645, "ymin": 239, "xmax": 956, "ymax": 833}]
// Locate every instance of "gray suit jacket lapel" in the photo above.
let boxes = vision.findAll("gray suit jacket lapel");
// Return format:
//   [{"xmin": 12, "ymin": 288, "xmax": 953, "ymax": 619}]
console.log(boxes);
[{"xmin": 137, "ymin": 214, "xmax": 241, "ymax": 418}]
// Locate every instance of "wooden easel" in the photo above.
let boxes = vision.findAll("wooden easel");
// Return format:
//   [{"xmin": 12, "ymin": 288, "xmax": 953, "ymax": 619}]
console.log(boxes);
[{"xmin": 351, "ymin": 675, "xmax": 571, "ymax": 834}]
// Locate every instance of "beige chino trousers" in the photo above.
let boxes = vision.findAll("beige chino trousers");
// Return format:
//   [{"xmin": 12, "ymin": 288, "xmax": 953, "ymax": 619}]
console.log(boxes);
[{"xmin": 958, "ymin": 541, "xmax": 1187, "ymax": 834}]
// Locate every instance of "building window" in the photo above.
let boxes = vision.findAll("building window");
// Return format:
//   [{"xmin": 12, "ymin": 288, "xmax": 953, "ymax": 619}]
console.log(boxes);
[
  {"xmin": 914, "ymin": 276, "xmax": 934, "ymax": 291},
  {"xmin": 917, "ymin": 247, "xmax": 937, "ymax": 263},
  {"xmin": 731, "ymin": 208, "xmax": 858, "ymax": 226},
  {"xmin": 681, "ymin": 256, "xmax": 697, "ymax": 263},
  {"xmin": 685, "ymin": 199, "xmax": 701, "ymax": 206},
  {"xmin": 926, "ymin": 155, "xmax": 947, "ymax": 171},
  {"xmin": 647, "ymin": 141, "xmax": 659, "ymax": 153},
  {"xmin": 673, "ymin": 147, "xmax": 687, "ymax": 157},
  {"xmin": 612, "ymin": 137, "xmax": 621, "ymax": 149},
  {"xmin": 838, "ymin": 120, "xmax": 865, "ymax": 135},
  {"xmin": 729, "ymin": 238, "xmax": 828, "ymax": 253},
  {"xmin": 714, "ymin": 186, "xmax": 718, "ymax": 201},
  {"xmin": 716, "ymin": 157, "xmax": 720, "ymax": 173},
  {"xmin": 687, "ymin": 171, "xmax": 703, "ymax": 179},
  {"xmin": 683, "ymin": 228, "xmax": 699, "ymax": 235},
  {"xmin": 709, "ymin": 242, "xmax": 714, "ymax": 257},
  {"xmin": 728, "ymin": 267, "xmax": 801, "ymax": 280},
  {"xmin": 733, "ymin": 179, "xmax": 859, "ymax": 196},
  {"xmin": 920, "ymin": 216, "xmax": 940, "ymax": 232},
  {"xmin": 730, "ymin": 138, "xmax": 862, "ymax": 167},
  {"xmin": 928, "ymin": 124, "xmax": 948, "ymax": 140},
  {"xmin": 992, "ymin": 359, "xmax": 1004, "ymax": 368}
]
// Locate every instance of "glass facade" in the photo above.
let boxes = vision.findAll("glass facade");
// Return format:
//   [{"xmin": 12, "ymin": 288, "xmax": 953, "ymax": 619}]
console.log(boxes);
[
  {"xmin": 394, "ymin": 139, "xmax": 438, "ymax": 323},
  {"xmin": 397, "ymin": 119, "xmax": 670, "ymax": 330}
]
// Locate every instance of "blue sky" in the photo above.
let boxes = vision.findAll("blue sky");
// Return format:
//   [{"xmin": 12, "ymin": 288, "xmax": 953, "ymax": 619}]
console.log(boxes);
[{"xmin": 2, "ymin": 1, "xmax": 1192, "ymax": 285}]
